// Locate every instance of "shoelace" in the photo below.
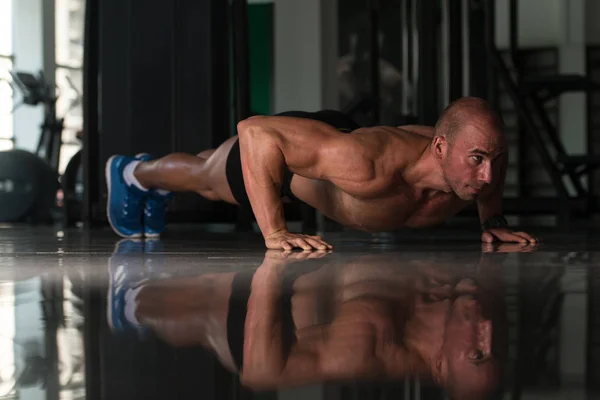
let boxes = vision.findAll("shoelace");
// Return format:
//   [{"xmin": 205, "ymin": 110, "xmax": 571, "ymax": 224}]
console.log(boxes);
[
  {"xmin": 144, "ymin": 195, "xmax": 167, "ymax": 218},
  {"xmin": 122, "ymin": 191, "xmax": 143, "ymax": 222}
]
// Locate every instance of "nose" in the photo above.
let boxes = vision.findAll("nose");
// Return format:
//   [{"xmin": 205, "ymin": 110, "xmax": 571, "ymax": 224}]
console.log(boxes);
[{"xmin": 479, "ymin": 164, "xmax": 492, "ymax": 185}]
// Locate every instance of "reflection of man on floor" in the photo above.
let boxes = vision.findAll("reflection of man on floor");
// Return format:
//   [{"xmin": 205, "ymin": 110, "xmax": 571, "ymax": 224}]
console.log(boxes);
[{"xmin": 108, "ymin": 243, "xmax": 510, "ymax": 399}]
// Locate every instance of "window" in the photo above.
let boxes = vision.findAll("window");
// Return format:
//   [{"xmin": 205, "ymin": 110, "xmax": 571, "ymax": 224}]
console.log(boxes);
[
  {"xmin": 55, "ymin": 0, "xmax": 85, "ymax": 174},
  {"xmin": 0, "ymin": 5, "xmax": 16, "ymax": 398},
  {"xmin": 0, "ymin": 0, "xmax": 14, "ymax": 151},
  {"xmin": 0, "ymin": 282, "xmax": 15, "ymax": 400}
]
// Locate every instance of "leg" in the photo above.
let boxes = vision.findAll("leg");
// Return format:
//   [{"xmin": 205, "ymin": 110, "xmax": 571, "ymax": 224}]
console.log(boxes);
[
  {"xmin": 133, "ymin": 273, "xmax": 239, "ymax": 371},
  {"xmin": 105, "ymin": 136, "xmax": 242, "ymax": 238},
  {"xmin": 134, "ymin": 136, "xmax": 239, "ymax": 204}
]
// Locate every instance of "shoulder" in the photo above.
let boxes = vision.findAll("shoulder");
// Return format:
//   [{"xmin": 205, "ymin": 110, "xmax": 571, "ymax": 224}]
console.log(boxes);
[
  {"xmin": 347, "ymin": 126, "xmax": 417, "ymax": 148},
  {"xmin": 351, "ymin": 126, "xmax": 429, "ymax": 168},
  {"xmin": 397, "ymin": 125, "xmax": 435, "ymax": 138},
  {"xmin": 320, "ymin": 126, "xmax": 428, "ymax": 168}
]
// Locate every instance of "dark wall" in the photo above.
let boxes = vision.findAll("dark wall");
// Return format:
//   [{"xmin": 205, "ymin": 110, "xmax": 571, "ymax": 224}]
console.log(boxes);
[{"xmin": 84, "ymin": 0, "xmax": 232, "ymax": 224}]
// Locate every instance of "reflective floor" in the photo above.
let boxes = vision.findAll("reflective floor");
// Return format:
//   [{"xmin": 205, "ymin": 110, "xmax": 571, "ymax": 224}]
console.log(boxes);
[{"xmin": 0, "ymin": 224, "xmax": 599, "ymax": 400}]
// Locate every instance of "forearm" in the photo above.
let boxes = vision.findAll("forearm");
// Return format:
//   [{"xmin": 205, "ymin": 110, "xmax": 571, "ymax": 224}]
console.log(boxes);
[
  {"xmin": 242, "ymin": 260, "xmax": 327, "ymax": 389},
  {"xmin": 243, "ymin": 261, "xmax": 288, "ymax": 381},
  {"xmin": 238, "ymin": 123, "xmax": 288, "ymax": 237}
]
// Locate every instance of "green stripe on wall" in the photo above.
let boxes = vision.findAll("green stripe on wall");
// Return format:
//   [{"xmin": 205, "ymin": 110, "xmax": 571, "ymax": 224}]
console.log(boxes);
[{"xmin": 248, "ymin": 3, "xmax": 273, "ymax": 115}]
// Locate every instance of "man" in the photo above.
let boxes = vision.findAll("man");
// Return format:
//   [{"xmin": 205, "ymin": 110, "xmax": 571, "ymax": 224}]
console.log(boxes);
[
  {"xmin": 106, "ymin": 97, "xmax": 537, "ymax": 250},
  {"xmin": 107, "ymin": 247, "xmax": 511, "ymax": 398}
]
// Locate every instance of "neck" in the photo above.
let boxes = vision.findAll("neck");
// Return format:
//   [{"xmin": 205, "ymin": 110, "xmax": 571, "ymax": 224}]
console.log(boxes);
[
  {"xmin": 404, "ymin": 144, "xmax": 451, "ymax": 192},
  {"xmin": 404, "ymin": 300, "xmax": 449, "ymax": 374}
]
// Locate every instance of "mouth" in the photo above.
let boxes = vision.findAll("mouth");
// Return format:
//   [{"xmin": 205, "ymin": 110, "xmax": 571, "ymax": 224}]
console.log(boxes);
[{"xmin": 467, "ymin": 186, "xmax": 482, "ymax": 195}]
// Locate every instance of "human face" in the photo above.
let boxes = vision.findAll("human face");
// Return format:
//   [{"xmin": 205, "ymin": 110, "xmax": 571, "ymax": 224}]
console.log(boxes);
[
  {"xmin": 436, "ymin": 289, "xmax": 502, "ymax": 399},
  {"xmin": 441, "ymin": 123, "xmax": 505, "ymax": 201}
]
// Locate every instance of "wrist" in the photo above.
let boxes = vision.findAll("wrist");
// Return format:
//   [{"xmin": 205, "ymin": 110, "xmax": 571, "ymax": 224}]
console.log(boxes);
[
  {"xmin": 482, "ymin": 214, "xmax": 508, "ymax": 231},
  {"xmin": 264, "ymin": 227, "xmax": 288, "ymax": 239}
]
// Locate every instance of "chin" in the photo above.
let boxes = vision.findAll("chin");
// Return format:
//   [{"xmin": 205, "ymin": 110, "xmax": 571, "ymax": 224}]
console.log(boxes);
[{"xmin": 457, "ymin": 191, "xmax": 478, "ymax": 201}]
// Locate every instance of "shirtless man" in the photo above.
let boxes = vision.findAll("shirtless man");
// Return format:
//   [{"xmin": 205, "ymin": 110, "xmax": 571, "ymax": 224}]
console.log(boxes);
[
  {"xmin": 105, "ymin": 96, "xmax": 537, "ymax": 250},
  {"xmin": 107, "ymin": 248, "xmax": 510, "ymax": 399}
]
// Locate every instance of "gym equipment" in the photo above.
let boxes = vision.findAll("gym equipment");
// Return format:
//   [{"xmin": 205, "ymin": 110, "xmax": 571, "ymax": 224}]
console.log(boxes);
[
  {"xmin": 483, "ymin": 0, "xmax": 600, "ymax": 224},
  {"xmin": 0, "ymin": 71, "xmax": 63, "ymax": 223},
  {"xmin": 62, "ymin": 148, "xmax": 83, "ymax": 226},
  {"xmin": 10, "ymin": 71, "xmax": 64, "ymax": 170},
  {"xmin": 0, "ymin": 149, "xmax": 58, "ymax": 222}
]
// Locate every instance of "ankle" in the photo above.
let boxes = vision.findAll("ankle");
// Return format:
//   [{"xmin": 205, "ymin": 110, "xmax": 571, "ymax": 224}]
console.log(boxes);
[
  {"xmin": 123, "ymin": 161, "xmax": 149, "ymax": 191},
  {"xmin": 124, "ymin": 285, "xmax": 146, "ymax": 327}
]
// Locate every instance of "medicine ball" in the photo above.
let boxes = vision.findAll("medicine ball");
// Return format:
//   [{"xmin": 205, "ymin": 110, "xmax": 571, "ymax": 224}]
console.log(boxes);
[{"xmin": 0, "ymin": 149, "xmax": 59, "ymax": 223}]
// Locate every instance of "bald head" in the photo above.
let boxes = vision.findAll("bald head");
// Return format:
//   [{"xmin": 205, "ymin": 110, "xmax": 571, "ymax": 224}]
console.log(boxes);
[{"xmin": 434, "ymin": 97, "xmax": 504, "ymax": 146}]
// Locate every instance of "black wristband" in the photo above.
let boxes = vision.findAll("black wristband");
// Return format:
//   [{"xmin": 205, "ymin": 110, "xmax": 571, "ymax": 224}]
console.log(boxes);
[{"xmin": 482, "ymin": 215, "xmax": 508, "ymax": 231}]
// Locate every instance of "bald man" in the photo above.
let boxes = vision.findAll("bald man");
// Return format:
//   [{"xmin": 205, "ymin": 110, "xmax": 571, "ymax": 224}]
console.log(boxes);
[
  {"xmin": 105, "ymin": 97, "xmax": 537, "ymax": 250},
  {"xmin": 108, "ymin": 249, "xmax": 509, "ymax": 399}
]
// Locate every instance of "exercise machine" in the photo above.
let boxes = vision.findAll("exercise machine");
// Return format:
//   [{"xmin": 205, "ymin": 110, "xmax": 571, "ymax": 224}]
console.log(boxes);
[{"xmin": 0, "ymin": 71, "xmax": 63, "ymax": 223}]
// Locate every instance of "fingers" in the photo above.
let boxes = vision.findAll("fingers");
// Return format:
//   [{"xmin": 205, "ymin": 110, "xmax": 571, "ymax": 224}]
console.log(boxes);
[
  {"xmin": 289, "ymin": 250, "xmax": 329, "ymax": 260},
  {"xmin": 285, "ymin": 237, "xmax": 312, "ymax": 251},
  {"xmin": 482, "ymin": 230, "xmax": 540, "ymax": 244},
  {"xmin": 513, "ymin": 231, "xmax": 539, "ymax": 243},
  {"xmin": 481, "ymin": 231, "xmax": 495, "ymax": 243},
  {"xmin": 500, "ymin": 232, "xmax": 529, "ymax": 243},
  {"xmin": 500, "ymin": 232, "xmax": 537, "ymax": 244},
  {"xmin": 267, "ymin": 234, "xmax": 333, "ymax": 251},
  {"xmin": 482, "ymin": 242, "xmax": 539, "ymax": 253},
  {"xmin": 305, "ymin": 235, "xmax": 333, "ymax": 250}
]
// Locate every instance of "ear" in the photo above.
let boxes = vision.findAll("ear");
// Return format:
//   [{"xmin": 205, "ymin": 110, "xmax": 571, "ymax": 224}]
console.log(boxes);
[
  {"xmin": 432, "ymin": 352, "xmax": 445, "ymax": 385},
  {"xmin": 432, "ymin": 135, "xmax": 447, "ymax": 159}
]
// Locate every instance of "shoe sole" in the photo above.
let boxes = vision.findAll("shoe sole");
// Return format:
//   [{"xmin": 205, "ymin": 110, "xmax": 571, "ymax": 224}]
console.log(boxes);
[
  {"xmin": 135, "ymin": 153, "xmax": 164, "ymax": 238},
  {"xmin": 106, "ymin": 238, "xmax": 145, "ymax": 332},
  {"xmin": 105, "ymin": 155, "xmax": 143, "ymax": 239},
  {"xmin": 106, "ymin": 239, "xmax": 127, "ymax": 331}
]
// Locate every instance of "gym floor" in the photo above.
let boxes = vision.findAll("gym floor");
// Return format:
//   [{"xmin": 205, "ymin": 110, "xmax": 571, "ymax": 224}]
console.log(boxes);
[{"xmin": 0, "ymin": 223, "xmax": 597, "ymax": 399}]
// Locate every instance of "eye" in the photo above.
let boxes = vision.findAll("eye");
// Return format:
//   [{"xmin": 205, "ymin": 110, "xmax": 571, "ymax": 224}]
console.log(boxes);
[
  {"xmin": 469, "ymin": 349, "xmax": 487, "ymax": 361},
  {"xmin": 470, "ymin": 155, "xmax": 483, "ymax": 164}
]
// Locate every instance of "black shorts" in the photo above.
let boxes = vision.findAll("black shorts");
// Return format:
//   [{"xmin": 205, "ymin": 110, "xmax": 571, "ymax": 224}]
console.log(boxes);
[{"xmin": 225, "ymin": 110, "xmax": 360, "ymax": 210}]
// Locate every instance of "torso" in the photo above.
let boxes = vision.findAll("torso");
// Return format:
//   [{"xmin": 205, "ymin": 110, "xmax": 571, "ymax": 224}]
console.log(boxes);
[
  {"xmin": 291, "ymin": 264, "xmax": 440, "ymax": 379},
  {"xmin": 290, "ymin": 125, "xmax": 471, "ymax": 232}
]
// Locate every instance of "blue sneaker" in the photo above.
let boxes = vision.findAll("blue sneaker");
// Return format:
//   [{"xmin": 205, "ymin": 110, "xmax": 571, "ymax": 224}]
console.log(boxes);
[
  {"xmin": 144, "ymin": 191, "xmax": 172, "ymax": 237},
  {"xmin": 107, "ymin": 239, "xmax": 148, "ymax": 333},
  {"xmin": 105, "ymin": 155, "xmax": 149, "ymax": 238},
  {"xmin": 135, "ymin": 153, "xmax": 172, "ymax": 238},
  {"xmin": 144, "ymin": 239, "xmax": 171, "ymax": 279}
]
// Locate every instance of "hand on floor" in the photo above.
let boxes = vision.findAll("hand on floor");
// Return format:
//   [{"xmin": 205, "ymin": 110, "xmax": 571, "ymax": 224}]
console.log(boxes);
[
  {"xmin": 481, "ymin": 228, "xmax": 538, "ymax": 244},
  {"xmin": 264, "ymin": 229, "xmax": 333, "ymax": 251},
  {"xmin": 482, "ymin": 242, "xmax": 540, "ymax": 253}
]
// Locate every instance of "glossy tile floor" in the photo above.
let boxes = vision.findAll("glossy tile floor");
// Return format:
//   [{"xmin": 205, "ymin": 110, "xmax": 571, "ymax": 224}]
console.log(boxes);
[{"xmin": 0, "ymin": 223, "xmax": 599, "ymax": 400}]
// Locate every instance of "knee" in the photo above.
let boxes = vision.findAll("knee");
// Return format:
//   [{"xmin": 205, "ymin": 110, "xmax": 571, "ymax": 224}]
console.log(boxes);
[{"xmin": 196, "ymin": 189, "xmax": 221, "ymax": 201}]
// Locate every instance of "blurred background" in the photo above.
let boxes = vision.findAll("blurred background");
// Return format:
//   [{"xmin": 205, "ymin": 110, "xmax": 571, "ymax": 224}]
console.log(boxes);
[{"xmin": 0, "ymin": 0, "xmax": 599, "ymax": 232}]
